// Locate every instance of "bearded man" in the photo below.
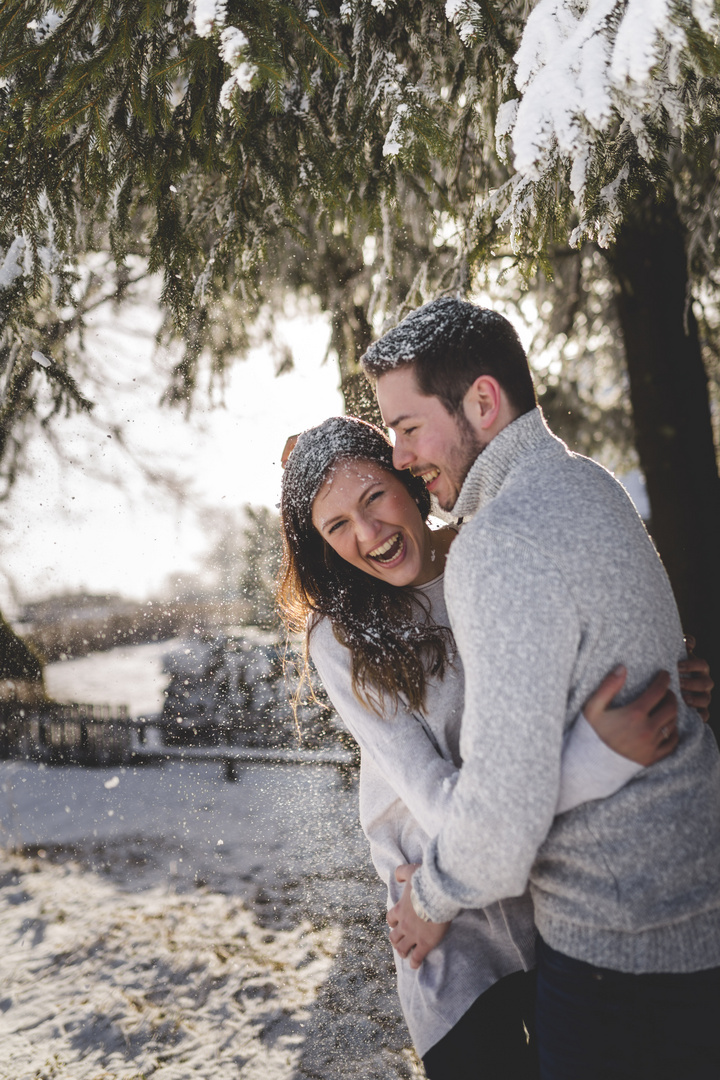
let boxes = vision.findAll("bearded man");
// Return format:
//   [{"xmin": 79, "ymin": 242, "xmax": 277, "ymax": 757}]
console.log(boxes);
[{"xmin": 361, "ymin": 297, "xmax": 720, "ymax": 1080}]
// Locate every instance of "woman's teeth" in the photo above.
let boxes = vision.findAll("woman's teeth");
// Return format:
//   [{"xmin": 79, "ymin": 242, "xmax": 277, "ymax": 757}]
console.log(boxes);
[{"xmin": 368, "ymin": 533, "xmax": 403, "ymax": 563}]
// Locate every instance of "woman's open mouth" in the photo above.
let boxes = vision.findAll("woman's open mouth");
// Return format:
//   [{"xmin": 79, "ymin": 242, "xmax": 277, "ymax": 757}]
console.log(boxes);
[{"xmin": 367, "ymin": 532, "xmax": 405, "ymax": 565}]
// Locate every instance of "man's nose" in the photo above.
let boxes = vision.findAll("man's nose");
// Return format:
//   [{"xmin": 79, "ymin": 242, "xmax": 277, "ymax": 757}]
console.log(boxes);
[{"xmin": 392, "ymin": 437, "xmax": 413, "ymax": 472}]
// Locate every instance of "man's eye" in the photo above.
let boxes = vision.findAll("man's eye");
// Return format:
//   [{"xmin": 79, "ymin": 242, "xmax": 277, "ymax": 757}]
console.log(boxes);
[{"xmin": 403, "ymin": 427, "xmax": 416, "ymax": 436}]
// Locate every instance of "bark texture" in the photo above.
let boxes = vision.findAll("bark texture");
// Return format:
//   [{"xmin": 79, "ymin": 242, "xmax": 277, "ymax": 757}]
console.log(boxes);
[{"xmin": 609, "ymin": 193, "xmax": 720, "ymax": 734}]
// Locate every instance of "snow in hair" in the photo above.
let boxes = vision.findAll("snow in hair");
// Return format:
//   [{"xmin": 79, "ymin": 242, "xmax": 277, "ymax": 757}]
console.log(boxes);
[
  {"xmin": 360, "ymin": 296, "xmax": 509, "ymax": 375},
  {"xmin": 281, "ymin": 416, "xmax": 392, "ymax": 531},
  {"xmin": 279, "ymin": 416, "xmax": 447, "ymax": 717}
]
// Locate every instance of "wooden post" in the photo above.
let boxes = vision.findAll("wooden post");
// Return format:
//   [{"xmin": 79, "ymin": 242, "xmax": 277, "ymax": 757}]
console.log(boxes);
[{"xmin": 224, "ymin": 758, "xmax": 239, "ymax": 782}]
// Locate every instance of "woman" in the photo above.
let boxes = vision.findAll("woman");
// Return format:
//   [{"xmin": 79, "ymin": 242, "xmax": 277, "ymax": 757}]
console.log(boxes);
[{"xmin": 278, "ymin": 416, "xmax": 711, "ymax": 1079}]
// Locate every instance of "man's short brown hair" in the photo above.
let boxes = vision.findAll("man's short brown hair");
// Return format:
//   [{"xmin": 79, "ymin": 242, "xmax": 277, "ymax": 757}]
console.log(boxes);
[{"xmin": 361, "ymin": 297, "xmax": 537, "ymax": 417}]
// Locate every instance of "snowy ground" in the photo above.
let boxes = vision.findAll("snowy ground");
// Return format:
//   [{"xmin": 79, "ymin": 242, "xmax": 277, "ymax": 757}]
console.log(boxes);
[
  {"xmin": 1, "ymin": 642, "xmax": 424, "ymax": 1079},
  {"xmin": 0, "ymin": 853, "xmax": 342, "ymax": 1080}
]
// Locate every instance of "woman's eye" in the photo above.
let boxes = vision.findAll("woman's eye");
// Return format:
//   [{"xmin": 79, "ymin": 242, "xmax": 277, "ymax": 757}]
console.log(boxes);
[
  {"xmin": 403, "ymin": 426, "xmax": 416, "ymax": 436},
  {"xmin": 327, "ymin": 520, "xmax": 345, "ymax": 534},
  {"xmin": 367, "ymin": 490, "xmax": 384, "ymax": 503}
]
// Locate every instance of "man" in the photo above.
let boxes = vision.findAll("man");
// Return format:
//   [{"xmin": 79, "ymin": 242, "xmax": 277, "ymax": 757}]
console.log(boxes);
[{"xmin": 360, "ymin": 297, "xmax": 720, "ymax": 1079}]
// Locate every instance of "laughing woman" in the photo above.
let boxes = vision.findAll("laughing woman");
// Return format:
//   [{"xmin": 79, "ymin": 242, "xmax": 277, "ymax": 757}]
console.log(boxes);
[{"xmin": 278, "ymin": 416, "xmax": 711, "ymax": 1080}]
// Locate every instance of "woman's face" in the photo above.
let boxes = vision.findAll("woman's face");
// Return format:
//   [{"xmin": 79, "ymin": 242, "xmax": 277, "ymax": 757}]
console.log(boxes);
[{"xmin": 311, "ymin": 458, "xmax": 434, "ymax": 587}]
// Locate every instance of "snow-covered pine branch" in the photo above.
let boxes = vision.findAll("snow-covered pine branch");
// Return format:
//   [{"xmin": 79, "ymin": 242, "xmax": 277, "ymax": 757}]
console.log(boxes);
[{"xmin": 498, "ymin": 0, "xmax": 720, "ymax": 248}]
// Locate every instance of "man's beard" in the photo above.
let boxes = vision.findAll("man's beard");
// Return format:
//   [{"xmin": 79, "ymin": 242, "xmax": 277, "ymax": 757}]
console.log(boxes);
[{"xmin": 440, "ymin": 410, "xmax": 485, "ymax": 512}]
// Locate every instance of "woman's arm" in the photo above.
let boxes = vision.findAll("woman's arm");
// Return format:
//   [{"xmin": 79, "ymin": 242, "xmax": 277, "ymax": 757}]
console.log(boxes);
[
  {"xmin": 558, "ymin": 647, "xmax": 713, "ymax": 814},
  {"xmin": 309, "ymin": 619, "xmax": 459, "ymax": 838},
  {"xmin": 557, "ymin": 668, "xmax": 677, "ymax": 815},
  {"xmin": 359, "ymin": 752, "xmax": 452, "ymax": 968},
  {"xmin": 311, "ymin": 618, "xmax": 691, "ymax": 834}
]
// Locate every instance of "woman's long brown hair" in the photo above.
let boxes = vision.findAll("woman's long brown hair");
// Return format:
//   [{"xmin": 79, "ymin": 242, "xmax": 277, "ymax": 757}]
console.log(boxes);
[{"xmin": 277, "ymin": 416, "xmax": 453, "ymax": 715}]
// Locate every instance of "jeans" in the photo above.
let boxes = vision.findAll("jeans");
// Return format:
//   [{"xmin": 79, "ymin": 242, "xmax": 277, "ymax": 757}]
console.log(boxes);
[
  {"xmin": 536, "ymin": 935, "xmax": 720, "ymax": 1080},
  {"xmin": 422, "ymin": 969, "xmax": 539, "ymax": 1080}
]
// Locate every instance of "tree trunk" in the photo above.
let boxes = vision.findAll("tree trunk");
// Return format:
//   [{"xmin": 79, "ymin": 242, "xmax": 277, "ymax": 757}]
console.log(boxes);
[
  {"xmin": 609, "ymin": 193, "xmax": 720, "ymax": 735},
  {"xmin": 332, "ymin": 303, "xmax": 384, "ymax": 426},
  {"xmin": 0, "ymin": 611, "xmax": 45, "ymax": 702}
]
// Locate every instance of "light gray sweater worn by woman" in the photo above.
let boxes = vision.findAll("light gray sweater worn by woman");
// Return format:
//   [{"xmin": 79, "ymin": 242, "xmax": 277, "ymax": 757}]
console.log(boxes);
[{"xmin": 310, "ymin": 574, "xmax": 641, "ymax": 1056}]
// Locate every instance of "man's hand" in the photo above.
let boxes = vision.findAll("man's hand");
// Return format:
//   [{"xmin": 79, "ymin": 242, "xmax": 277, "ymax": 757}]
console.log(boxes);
[
  {"xmin": 386, "ymin": 863, "xmax": 450, "ymax": 970},
  {"xmin": 583, "ymin": 667, "xmax": 679, "ymax": 765},
  {"xmin": 679, "ymin": 636, "xmax": 714, "ymax": 723}
]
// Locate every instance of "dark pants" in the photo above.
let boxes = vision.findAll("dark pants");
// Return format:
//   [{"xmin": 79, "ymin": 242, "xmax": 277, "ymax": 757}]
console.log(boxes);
[
  {"xmin": 536, "ymin": 935, "xmax": 720, "ymax": 1080},
  {"xmin": 422, "ymin": 969, "xmax": 539, "ymax": 1080}
]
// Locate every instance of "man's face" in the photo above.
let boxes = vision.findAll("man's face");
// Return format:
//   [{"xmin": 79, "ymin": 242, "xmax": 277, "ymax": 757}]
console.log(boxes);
[{"xmin": 376, "ymin": 366, "xmax": 484, "ymax": 511}]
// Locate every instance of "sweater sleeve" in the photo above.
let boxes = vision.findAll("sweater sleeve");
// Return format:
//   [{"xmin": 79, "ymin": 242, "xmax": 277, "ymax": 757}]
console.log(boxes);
[
  {"xmin": 357, "ymin": 750, "xmax": 433, "ymax": 905},
  {"xmin": 309, "ymin": 618, "xmax": 459, "ymax": 839},
  {"xmin": 412, "ymin": 529, "xmax": 582, "ymax": 923},
  {"xmin": 557, "ymin": 714, "xmax": 643, "ymax": 815}
]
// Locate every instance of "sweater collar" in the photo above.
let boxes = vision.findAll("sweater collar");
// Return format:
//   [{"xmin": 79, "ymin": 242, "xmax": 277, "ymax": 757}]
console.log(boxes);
[{"xmin": 452, "ymin": 407, "xmax": 561, "ymax": 520}]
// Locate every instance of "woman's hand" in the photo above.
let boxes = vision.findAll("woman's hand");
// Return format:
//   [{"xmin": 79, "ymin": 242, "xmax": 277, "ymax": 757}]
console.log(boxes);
[
  {"xmin": 679, "ymin": 636, "xmax": 713, "ymax": 723},
  {"xmin": 583, "ymin": 667, "xmax": 679, "ymax": 766},
  {"xmin": 387, "ymin": 864, "xmax": 450, "ymax": 970}
]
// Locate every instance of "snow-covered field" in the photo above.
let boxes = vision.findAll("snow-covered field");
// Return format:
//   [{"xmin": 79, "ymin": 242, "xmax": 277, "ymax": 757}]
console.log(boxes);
[
  {"xmin": 0, "ymin": 853, "xmax": 341, "ymax": 1080},
  {"xmin": 0, "ymin": 762, "xmax": 421, "ymax": 1078},
  {"xmin": 0, "ymin": 760, "xmax": 366, "ymax": 902},
  {"xmin": 1, "ymin": 643, "xmax": 423, "ymax": 1078}
]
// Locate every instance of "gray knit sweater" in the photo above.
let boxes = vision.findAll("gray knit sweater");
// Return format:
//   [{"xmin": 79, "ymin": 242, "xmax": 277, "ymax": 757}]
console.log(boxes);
[{"xmin": 412, "ymin": 408, "xmax": 720, "ymax": 974}]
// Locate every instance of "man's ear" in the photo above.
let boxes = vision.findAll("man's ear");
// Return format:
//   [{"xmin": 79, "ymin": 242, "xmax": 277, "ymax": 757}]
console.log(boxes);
[{"xmin": 463, "ymin": 376, "xmax": 503, "ymax": 433}]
